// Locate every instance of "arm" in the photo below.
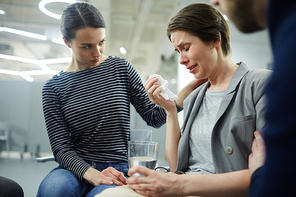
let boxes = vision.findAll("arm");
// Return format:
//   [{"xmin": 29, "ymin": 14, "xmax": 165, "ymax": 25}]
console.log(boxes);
[
  {"xmin": 249, "ymin": 131, "xmax": 266, "ymax": 176},
  {"xmin": 174, "ymin": 78, "xmax": 208, "ymax": 108},
  {"xmin": 127, "ymin": 64, "xmax": 168, "ymax": 128},
  {"xmin": 165, "ymin": 105, "xmax": 181, "ymax": 172},
  {"xmin": 128, "ymin": 166, "xmax": 250, "ymax": 197},
  {"xmin": 42, "ymin": 83, "xmax": 126, "ymax": 186},
  {"xmin": 144, "ymin": 77, "xmax": 180, "ymax": 171},
  {"xmin": 144, "ymin": 77, "xmax": 207, "ymax": 171}
]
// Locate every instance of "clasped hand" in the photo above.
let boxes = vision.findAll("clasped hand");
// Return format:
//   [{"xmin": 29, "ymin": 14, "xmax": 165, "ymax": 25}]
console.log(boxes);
[
  {"xmin": 84, "ymin": 167, "xmax": 127, "ymax": 187},
  {"xmin": 127, "ymin": 166, "xmax": 181, "ymax": 197}
]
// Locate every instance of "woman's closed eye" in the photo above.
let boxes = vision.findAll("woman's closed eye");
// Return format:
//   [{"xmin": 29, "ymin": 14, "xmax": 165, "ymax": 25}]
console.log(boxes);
[{"xmin": 82, "ymin": 44, "xmax": 92, "ymax": 49}]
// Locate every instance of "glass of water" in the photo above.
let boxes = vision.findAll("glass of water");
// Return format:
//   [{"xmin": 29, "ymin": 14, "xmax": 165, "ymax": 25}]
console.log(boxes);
[{"xmin": 128, "ymin": 141, "xmax": 159, "ymax": 172}]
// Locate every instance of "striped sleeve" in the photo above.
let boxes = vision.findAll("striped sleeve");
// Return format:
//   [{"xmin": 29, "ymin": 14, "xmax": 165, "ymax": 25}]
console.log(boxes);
[
  {"xmin": 42, "ymin": 82, "xmax": 90, "ymax": 180},
  {"xmin": 127, "ymin": 61, "xmax": 182, "ymax": 127}
]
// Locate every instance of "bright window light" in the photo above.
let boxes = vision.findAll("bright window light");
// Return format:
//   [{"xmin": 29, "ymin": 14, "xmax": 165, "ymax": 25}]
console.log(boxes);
[
  {"xmin": 39, "ymin": 0, "xmax": 78, "ymax": 19},
  {"xmin": 0, "ymin": 27, "xmax": 47, "ymax": 40},
  {"xmin": 119, "ymin": 47, "xmax": 126, "ymax": 54}
]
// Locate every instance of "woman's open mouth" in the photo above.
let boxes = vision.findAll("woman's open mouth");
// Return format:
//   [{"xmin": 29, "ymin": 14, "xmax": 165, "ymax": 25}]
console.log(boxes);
[{"xmin": 188, "ymin": 64, "xmax": 197, "ymax": 73}]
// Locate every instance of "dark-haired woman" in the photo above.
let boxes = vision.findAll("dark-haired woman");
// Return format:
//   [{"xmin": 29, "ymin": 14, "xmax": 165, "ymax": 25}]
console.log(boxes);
[
  {"xmin": 36, "ymin": 2, "xmax": 202, "ymax": 197},
  {"xmin": 96, "ymin": 3, "xmax": 271, "ymax": 197}
]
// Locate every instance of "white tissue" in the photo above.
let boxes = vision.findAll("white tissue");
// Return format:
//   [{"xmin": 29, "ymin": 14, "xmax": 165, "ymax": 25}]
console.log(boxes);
[{"xmin": 149, "ymin": 74, "xmax": 178, "ymax": 101}]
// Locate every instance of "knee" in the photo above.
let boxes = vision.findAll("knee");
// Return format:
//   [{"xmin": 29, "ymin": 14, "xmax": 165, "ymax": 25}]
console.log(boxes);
[{"xmin": 37, "ymin": 169, "xmax": 81, "ymax": 197}]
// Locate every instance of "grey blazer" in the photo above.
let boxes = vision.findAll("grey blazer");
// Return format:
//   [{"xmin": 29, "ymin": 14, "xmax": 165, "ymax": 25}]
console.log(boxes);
[{"xmin": 176, "ymin": 62, "xmax": 271, "ymax": 173}]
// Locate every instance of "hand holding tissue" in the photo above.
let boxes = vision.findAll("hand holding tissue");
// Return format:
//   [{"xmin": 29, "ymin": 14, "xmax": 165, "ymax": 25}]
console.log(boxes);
[{"xmin": 149, "ymin": 74, "xmax": 178, "ymax": 101}]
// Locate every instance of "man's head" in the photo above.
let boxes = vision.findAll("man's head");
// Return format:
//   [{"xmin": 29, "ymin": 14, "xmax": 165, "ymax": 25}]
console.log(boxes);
[{"xmin": 211, "ymin": 0, "xmax": 269, "ymax": 33}]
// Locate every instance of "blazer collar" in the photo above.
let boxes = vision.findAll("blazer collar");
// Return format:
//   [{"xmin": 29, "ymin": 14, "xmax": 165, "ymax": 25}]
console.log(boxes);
[
  {"xmin": 215, "ymin": 61, "xmax": 250, "ymax": 121},
  {"xmin": 225, "ymin": 62, "xmax": 251, "ymax": 94}
]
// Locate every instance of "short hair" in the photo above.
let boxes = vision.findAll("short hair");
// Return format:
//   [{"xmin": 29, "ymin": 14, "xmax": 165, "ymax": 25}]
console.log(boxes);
[
  {"xmin": 60, "ymin": 2, "xmax": 106, "ymax": 43},
  {"xmin": 167, "ymin": 3, "xmax": 231, "ymax": 56}
]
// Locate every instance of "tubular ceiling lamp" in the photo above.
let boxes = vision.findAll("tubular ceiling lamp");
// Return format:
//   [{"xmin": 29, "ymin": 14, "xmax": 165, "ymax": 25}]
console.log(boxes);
[
  {"xmin": 0, "ymin": 8, "xmax": 5, "ymax": 15},
  {"xmin": 0, "ymin": 27, "xmax": 47, "ymax": 40},
  {"xmin": 38, "ymin": 0, "xmax": 78, "ymax": 19}
]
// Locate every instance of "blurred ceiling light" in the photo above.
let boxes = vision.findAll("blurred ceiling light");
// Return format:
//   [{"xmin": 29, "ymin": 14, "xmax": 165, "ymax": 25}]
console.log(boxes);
[
  {"xmin": 19, "ymin": 74, "xmax": 34, "ymax": 82},
  {"xmin": 0, "ymin": 27, "xmax": 47, "ymax": 40},
  {"xmin": 0, "ymin": 69, "xmax": 34, "ymax": 82},
  {"xmin": 0, "ymin": 53, "xmax": 70, "ymax": 82},
  {"xmin": 22, "ymin": 70, "xmax": 59, "ymax": 76},
  {"xmin": 39, "ymin": 57, "xmax": 71, "ymax": 64},
  {"xmin": 52, "ymin": 38, "xmax": 65, "ymax": 45},
  {"xmin": 0, "ymin": 8, "xmax": 5, "ymax": 15},
  {"xmin": 39, "ymin": 0, "xmax": 78, "ymax": 19},
  {"xmin": 119, "ymin": 47, "xmax": 126, "ymax": 54},
  {"xmin": 0, "ymin": 53, "xmax": 40, "ymax": 64}
]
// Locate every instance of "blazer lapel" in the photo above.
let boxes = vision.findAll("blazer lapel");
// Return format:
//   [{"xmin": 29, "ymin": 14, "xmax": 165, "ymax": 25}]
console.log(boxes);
[{"xmin": 215, "ymin": 62, "xmax": 251, "ymax": 122}]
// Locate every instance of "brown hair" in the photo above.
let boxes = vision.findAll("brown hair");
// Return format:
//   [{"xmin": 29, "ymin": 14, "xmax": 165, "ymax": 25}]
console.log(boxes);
[
  {"xmin": 167, "ymin": 3, "xmax": 231, "ymax": 56},
  {"xmin": 61, "ymin": 2, "xmax": 106, "ymax": 43}
]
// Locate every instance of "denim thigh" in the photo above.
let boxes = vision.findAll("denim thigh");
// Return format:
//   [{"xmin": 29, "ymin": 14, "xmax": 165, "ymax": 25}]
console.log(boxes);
[
  {"xmin": 37, "ymin": 166, "xmax": 91, "ymax": 197},
  {"xmin": 37, "ymin": 162, "xmax": 129, "ymax": 197}
]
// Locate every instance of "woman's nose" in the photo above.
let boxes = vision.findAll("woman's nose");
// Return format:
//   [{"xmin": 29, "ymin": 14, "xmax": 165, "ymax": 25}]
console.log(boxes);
[
  {"xmin": 179, "ymin": 53, "xmax": 189, "ymax": 65},
  {"xmin": 93, "ymin": 46, "xmax": 101, "ymax": 57}
]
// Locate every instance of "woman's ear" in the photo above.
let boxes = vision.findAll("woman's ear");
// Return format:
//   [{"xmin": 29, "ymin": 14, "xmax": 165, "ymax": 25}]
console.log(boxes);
[
  {"xmin": 63, "ymin": 37, "xmax": 71, "ymax": 48},
  {"xmin": 213, "ymin": 32, "xmax": 221, "ymax": 48}
]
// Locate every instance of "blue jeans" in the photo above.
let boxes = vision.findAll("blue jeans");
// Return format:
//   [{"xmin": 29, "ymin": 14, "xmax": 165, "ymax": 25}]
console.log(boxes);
[{"xmin": 37, "ymin": 161, "xmax": 129, "ymax": 197}]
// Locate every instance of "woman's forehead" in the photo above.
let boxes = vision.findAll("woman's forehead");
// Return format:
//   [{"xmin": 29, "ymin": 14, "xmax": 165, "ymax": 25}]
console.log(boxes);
[{"xmin": 75, "ymin": 27, "xmax": 106, "ymax": 42}]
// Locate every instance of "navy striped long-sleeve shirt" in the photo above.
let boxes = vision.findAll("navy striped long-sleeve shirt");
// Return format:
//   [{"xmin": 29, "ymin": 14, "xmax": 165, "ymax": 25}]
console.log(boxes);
[{"xmin": 42, "ymin": 56, "xmax": 172, "ymax": 180}]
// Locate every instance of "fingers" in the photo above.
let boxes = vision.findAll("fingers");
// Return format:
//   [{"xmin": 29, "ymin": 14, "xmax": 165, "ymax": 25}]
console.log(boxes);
[
  {"xmin": 144, "ymin": 77, "xmax": 159, "ymax": 92},
  {"xmin": 101, "ymin": 167, "xmax": 127, "ymax": 186},
  {"xmin": 251, "ymin": 137, "xmax": 258, "ymax": 153},
  {"xmin": 128, "ymin": 166, "xmax": 152, "ymax": 178},
  {"xmin": 254, "ymin": 131, "xmax": 265, "ymax": 152},
  {"xmin": 248, "ymin": 131, "xmax": 266, "ymax": 175}
]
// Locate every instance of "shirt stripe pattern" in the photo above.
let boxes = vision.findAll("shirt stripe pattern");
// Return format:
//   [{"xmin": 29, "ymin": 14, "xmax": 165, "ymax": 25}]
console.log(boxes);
[{"xmin": 42, "ymin": 56, "xmax": 169, "ymax": 180}]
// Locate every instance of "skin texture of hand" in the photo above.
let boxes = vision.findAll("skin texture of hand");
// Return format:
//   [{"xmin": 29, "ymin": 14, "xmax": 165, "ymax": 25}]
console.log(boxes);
[
  {"xmin": 127, "ymin": 166, "xmax": 250, "ymax": 197},
  {"xmin": 144, "ymin": 77, "xmax": 176, "ymax": 112},
  {"xmin": 83, "ymin": 167, "xmax": 127, "ymax": 187},
  {"xmin": 144, "ymin": 77, "xmax": 207, "ymax": 111},
  {"xmin": 127, "ymin": 166, "xmax": 181, "ymax": 197},
  {"xmin": 249, "ymin": 131, "xmax": 266, "ymax": 175}
]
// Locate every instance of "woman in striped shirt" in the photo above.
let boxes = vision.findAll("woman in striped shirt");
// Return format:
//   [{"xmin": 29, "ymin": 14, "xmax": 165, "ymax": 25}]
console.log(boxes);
[{"xmin": 37, "ymin": 2, "xmax": 203, "ymax": 197}]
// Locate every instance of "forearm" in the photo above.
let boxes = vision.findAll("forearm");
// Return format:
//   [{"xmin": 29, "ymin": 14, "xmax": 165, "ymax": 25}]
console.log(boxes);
[
  {"xmin": 175, "ymin": 85, "xmax": 192, "ymax": 108},
  {"xmin": 83, "ymin": 167, "xmax": 101, "ymax": 185},
  {"xmin": 175, "ymin": 78, "xmax": 208, "ymax": 108},
  {"xmin": 165, "ymin": 110, "xmax": 181, "ymax": 172},
  {"xmin": 176, "ymin": 169, "xmax": 250, "ymax": 197}
]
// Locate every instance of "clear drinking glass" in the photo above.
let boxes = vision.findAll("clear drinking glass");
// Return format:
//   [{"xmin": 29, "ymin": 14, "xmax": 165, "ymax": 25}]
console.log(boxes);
[{"xmin": 128, "ymin": 141, "xmax": 159, "ymax": 170}]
